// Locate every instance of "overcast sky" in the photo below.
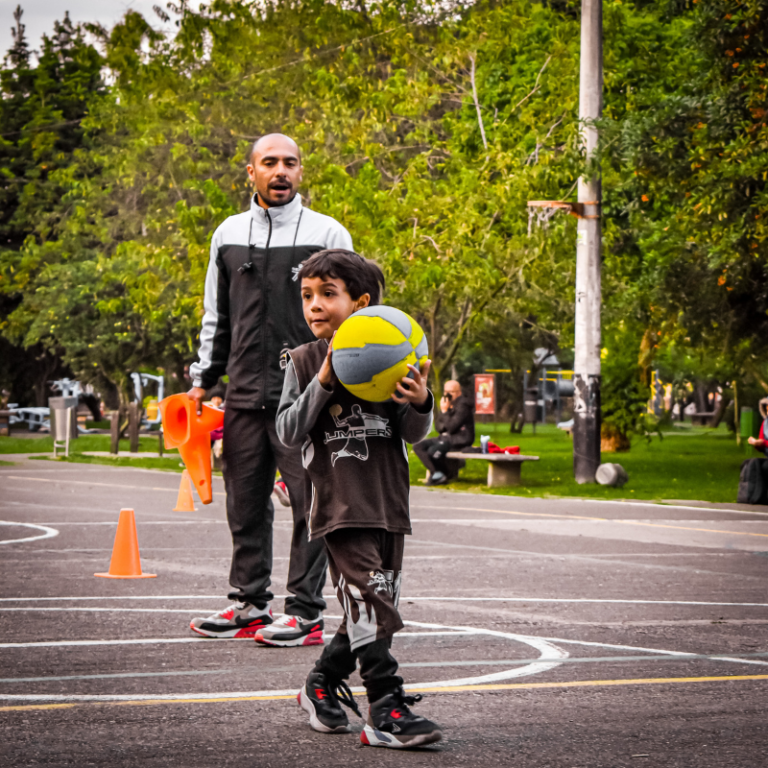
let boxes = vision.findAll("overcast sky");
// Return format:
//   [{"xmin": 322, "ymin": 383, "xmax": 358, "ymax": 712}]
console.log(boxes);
[{"xmin": 0, "ymin": 1, "xmax": 202, "ymax": 59}]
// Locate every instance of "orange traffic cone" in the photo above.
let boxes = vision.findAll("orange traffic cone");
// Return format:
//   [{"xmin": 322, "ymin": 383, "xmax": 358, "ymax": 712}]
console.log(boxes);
[
  {"xmin": 158, "ymin": 394, "xmax": 223, "ymax": 505},
  {"xmin": 173, "ymin": 469, "xmax": 196, "ymax": 512},
  {"xmin": 95, "ymin": 509, "xmax": 157, "ymax": 579}
]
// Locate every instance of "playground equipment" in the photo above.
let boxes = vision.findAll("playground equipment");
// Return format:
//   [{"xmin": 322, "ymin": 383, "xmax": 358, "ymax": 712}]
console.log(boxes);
[
  {"xmin": 8, "ymin": 405, "xmax": 50, "ymax": 431},
  {"xmin": 131, "ymin": 373, "xmax": 164, "ymax": 427},
  {"xmin": 159, "ymin": 394, "xmax": 223, "ymax": 504},
  {"xmin": 5, "ymin": 379, "xmax": 101, "ymax": 434},
  {"xmin": 523, "ymin": 349, "xmax": 575, "ymax": 424}
]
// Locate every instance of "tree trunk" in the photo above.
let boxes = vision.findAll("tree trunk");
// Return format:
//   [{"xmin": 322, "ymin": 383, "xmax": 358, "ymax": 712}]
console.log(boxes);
[
  {"xmin": 601, "ymin": 425, "xmax": 631, "ymax": 452},
  {"xmin": 694, "ymin": 381, "xmax": 708, "ymax": 414},
  {"xmin": 710, "ymin": 397, "xmax": 730, "ymax": 428}
]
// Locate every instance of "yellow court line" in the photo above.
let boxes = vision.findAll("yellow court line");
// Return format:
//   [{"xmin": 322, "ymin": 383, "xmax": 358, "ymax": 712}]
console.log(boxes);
[
  {"xmin": 437, "ymin": 506, "xmax": 768, "ymax": 539},
  {"xmin": 2, "ymin": 675, "xmax": 766, "ymax": 713}
]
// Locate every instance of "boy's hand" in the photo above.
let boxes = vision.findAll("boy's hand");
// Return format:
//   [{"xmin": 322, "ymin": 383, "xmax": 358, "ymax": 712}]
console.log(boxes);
[
  {"xmin": 392, "ymin": 360, "xmax": 432, "ymax": 407},
  {"xmin": 318, "ymin": 332, "xmax": 336, "ymax": 389}
]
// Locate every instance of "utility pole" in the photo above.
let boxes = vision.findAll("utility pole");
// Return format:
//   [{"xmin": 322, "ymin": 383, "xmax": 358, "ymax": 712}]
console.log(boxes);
[{"xmin": 573, "ymin": 0, "xmax": 602, "ymax": 483}]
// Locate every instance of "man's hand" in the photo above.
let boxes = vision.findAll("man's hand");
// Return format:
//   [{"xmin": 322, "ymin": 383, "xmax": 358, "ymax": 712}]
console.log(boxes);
[
  {"xmin": 318, "ymin": 332, "xmax": 336, "ymax": 389},
  {"xmin": 392, "ymin": 360, "xmax": 432, "ymax": 407},
  {"xmin": 187, "ymin": 386, "xmax": 207, "ymax": 416},
  {"xmin": 440, "ymin": 396, "xmax": 452, "ymax": 414}
]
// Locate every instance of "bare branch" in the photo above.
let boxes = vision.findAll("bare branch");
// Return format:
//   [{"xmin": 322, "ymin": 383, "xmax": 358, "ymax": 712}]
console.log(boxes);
[
  {"xmin": 469, "ymin": 54, "xmax": 488, "ymax": 150},
  {"xmin": 525, "ymin": 112, "xmax": 565, "ymax": 166},
  {"xmin": 420, "ymin": 235, "xmax": 441, "ymax": 253},
  {"xmin": 512, "ymin": 55, "xmax": 552, "ymax": 112}
]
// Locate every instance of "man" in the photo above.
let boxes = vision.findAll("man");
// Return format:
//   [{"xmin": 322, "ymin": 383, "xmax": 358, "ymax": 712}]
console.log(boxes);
[
  {"xmin": 187, "ymin": 134, "xmax": 353, "ymax": 645},
  {"xmin": 414, "ymin": 379, "xmax": 475, "ymax": 485},
  {"xmin": 747, "ymin": 397, "xmax": 768, "ymax": 456}
]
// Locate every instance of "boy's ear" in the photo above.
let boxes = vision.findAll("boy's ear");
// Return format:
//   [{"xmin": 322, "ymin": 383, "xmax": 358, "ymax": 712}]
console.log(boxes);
[{"xmin": 355, "ymin": 293, "xmax": 371, "ymax": 310}]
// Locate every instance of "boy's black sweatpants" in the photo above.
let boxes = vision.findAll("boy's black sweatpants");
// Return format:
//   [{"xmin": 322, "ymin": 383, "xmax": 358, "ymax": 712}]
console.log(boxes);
[{"xmin": 312, "ymin": 527, "xmax": 405, "ymax": 702}]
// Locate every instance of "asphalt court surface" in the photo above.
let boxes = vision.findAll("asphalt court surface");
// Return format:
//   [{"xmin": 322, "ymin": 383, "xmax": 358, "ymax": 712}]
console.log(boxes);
[{"xmin": 1, "ymin": 459, "xmax": 767, "ymax": 767}]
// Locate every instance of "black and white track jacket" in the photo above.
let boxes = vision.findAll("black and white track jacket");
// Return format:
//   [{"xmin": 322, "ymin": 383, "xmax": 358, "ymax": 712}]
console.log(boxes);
[{"xmin": 190, "ymin": 194, "xmax": 353, "ymax": 409}]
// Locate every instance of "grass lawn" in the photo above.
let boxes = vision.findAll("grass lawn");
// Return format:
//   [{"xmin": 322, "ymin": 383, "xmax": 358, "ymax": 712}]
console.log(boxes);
[
  {"xmin": 1, "ymin": 433, "xmax": 186, "ymax": 472},
  {"xmin": 4, "ymin": 424, "xmax": 754, "ymax": 504},
  {"xmin": 407, "ymin": 423, "xmax": 753, "ymax": 504},
  {"xmin": 0, "ymin": 434, "xmax": 167, "ymax": 455}
]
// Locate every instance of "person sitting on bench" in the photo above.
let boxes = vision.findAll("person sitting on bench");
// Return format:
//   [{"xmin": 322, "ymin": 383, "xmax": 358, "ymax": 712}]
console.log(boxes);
[
  {"xmin": 748, "ymin": 398, "xmax": 768, "ymax": 456},
  {"xmin": 414, "ymin": 380, "xmax": 475, "ymax": 486}
]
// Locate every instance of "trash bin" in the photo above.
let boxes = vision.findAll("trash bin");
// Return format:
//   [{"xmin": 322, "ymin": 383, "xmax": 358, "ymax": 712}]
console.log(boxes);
[
  {"xmin": 740, "ymin": 407, "xmax": 760, "ymax": 441},
  {"xmin": 49, "ymin": 396, "xmax": 78, "ymax": 456}
]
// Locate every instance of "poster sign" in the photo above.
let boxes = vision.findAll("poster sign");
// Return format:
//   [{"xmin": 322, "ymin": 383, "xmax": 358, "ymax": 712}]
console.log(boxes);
[{"xmin": 474, "ymin": 374, "xmax": 496, "ymax": 415}]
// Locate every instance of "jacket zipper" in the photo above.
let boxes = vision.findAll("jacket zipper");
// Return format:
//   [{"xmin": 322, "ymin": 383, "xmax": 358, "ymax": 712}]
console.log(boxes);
[{"xmin": 261, "ymin": 208, "xmax": 272, "ymax": 409}]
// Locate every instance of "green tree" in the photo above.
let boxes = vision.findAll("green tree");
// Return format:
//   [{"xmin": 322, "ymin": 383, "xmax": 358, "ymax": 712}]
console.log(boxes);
[{"xmin": 0, "ymin": 7, "xmax": 104, "ymax": 404}]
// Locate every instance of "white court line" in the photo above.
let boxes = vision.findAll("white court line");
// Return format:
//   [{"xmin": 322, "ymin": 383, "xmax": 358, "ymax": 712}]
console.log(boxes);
[
  {"xmin": 0, "ymin": 521, "xmax": 58, "ymax": 546},
  {"xmin": 1, "ymin": 594, "xmax": 767, "ymax": 608},
  {"xmin": 402, "ymin": 596, "xmax": 768, "ymax": 608},
  {"xmin": 412, "ymin": 500, "xmax": 768, "ymax": 518},
  {"xmin": 0, "ymin": 608, "xmax": 225, "ymax": 614},
  {"xmin": 8, "ymin": 521, "xmax": 226, "ymax": 526},
  {"xmin": 6, "ymin": 654, "xmax": 768, "ymax": 685},
  {"xmin": 3, "ymin": 476, "xmax": 180, "ymax": 492},
  {"xmin": 534, "ymin": 634, "xmax": 768, "ymax": 668},
  {"xmin": 0, "ymin": 627, "xmax": 477, "ymax": 649},
  {"xmin": 567, "ymin": 498, "xmax": 768, "ymax": 518},
  {"xmin": 0, "ymin": 620, "xmax": 566, "ymax": 701},
  {"xmin": 4, "ymin": 620, "xmax": 765, "ymax": 702}
]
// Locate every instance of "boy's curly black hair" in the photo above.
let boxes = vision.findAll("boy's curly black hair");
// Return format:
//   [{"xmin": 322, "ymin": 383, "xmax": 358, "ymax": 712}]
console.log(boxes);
[{"xmin": 297, "ymin": 249, "xmax": 384, "ymax": 305}]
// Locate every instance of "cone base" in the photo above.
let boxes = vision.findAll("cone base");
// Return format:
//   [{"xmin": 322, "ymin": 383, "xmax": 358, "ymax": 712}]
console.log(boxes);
[
  {"xmin": 94, "ymin": 572, "xmax": 157, "ymax": 579},
  {"xmin": 173, "ymin": 506, "xmax": 196, "ymax": 512}
]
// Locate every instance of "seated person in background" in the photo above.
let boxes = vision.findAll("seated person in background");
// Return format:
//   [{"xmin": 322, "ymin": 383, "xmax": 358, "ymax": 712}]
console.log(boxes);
[
  {"xmin": 414, "ymin": 380, "xmax": 475, "ymax": 486},
  {"xmin": 747, "ymin": 397, "xmax": 768, "ymax": 456}
]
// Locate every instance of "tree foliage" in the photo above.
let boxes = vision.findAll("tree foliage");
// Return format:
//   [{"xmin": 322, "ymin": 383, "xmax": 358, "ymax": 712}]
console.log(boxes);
[{"xmin": 0, "ymin": 0, "xmax": 765, "ymax": 421}]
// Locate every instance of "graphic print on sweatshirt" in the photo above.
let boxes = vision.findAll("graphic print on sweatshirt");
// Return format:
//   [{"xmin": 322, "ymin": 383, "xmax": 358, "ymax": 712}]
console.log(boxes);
[{"xmin": 323, "ymin": 404, "xmax": 392, "ymax": 465}]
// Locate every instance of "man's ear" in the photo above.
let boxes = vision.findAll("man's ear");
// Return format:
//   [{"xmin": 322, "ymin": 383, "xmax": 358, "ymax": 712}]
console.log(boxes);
[{"xmin": 355, "ymin": 293, "xmax": 371, "ymax": 310}]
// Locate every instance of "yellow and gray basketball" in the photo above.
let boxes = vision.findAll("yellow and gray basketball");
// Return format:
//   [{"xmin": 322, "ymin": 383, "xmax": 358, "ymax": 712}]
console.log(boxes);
[{"xmin": 332, "ymin": 306, "xmax": 429, "ymax": 402}]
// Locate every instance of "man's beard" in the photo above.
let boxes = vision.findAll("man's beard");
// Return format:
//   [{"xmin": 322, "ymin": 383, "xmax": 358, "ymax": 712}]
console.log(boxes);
[{"xmin": 261, "ymin": 186, "xmax": 297, "ymax": 207}]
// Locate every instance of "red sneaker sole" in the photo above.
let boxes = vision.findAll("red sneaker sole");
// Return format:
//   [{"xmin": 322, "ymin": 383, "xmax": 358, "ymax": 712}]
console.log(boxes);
[{"xmin": 254, "ymin": 630, "xmax": 325, "ymax": 647}]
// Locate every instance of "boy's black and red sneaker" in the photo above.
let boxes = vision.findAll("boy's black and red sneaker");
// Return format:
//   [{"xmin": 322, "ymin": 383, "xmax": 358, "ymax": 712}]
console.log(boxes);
[
  {"xmin": 360, "ymin": 689, "xmax": 442, "ymax": 749},
  {"xmin": 298, "ymin": 672, "xmax": 361, "ymax": 734},
  {"xmin": 190, "ymin": 602, "xmax": 273, "ymax": 638},
  {"xmin": 254, "ymin": 614, "xmax": 324, "ymax": 647}
]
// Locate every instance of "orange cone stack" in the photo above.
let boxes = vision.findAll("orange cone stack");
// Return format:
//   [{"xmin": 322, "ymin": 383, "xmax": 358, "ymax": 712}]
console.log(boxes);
[
  {"xmin": 95, "ymin": 509, "xmax": 157, "ymax": 579},
  {"xmin": 173, "ymin": 469, "xmax": 196, "ymax": 512},
  {"xmin": 159, "ymin": 394, "xmax": 224, "ymax": 505}
]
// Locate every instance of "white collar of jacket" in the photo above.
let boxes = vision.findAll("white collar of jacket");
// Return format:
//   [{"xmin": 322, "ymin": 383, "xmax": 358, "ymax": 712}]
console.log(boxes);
[{"xmin": 250, "ymin": 193, "xmax": 303, "ymax": 229}]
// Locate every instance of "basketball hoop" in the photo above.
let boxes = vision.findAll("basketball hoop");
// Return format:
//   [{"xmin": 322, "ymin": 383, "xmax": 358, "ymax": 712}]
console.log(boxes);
[{"xmin": 526, "ymin": 200, "xmax": 585, "ymax": 236}]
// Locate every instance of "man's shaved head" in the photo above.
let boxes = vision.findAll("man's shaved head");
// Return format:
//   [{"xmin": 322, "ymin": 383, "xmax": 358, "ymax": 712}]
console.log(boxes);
[
  {"xmin": 444, "ymin": 380, "xmax": 462, "ymax": 398},
  {"xmin": 247, "ymin": 133, "xmax": 303, "ymax": 208},
  {"xmin": 251, "ymin": 133, "xmax": 301, "ymax": 164}
]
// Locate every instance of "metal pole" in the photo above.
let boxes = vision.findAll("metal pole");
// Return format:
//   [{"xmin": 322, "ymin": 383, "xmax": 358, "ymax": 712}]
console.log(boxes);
[{"xmin": 573, "ymin": 0, "xmax": 603, "ymax": 483}]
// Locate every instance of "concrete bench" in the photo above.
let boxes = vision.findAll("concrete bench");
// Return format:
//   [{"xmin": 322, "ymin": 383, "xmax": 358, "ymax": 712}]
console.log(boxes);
[
  {"xmin": 690, "ymin": 412, "xmax": 716, "ymax": 426},
  {"xmin": 446, "ymin": 451, "xmax": 540, "ymax": 487}
]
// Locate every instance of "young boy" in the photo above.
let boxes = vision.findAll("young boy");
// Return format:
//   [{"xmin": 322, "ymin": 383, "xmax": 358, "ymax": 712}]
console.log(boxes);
[{"xmin": 270, "ymin": 248, "xmax": 442, "ymax": 749}]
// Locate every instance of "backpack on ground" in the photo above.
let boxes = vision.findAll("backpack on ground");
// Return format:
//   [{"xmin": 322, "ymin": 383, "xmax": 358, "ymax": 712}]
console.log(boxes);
[{"xmin": 737, "ymin": 458, "xmax": 768, "ymax": 505}]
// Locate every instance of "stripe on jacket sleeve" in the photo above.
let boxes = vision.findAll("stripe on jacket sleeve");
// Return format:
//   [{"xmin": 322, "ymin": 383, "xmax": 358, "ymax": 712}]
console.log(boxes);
[{"xmin": 190, "ymin": 230, "xmax": 230, "ymax": 389}]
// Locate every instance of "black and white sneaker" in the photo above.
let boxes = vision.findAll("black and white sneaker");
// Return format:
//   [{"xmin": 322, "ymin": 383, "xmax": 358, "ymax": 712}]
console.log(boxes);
[
  {"xmin": 255, "ymin": 614, "xmax": 324, "ymax": 647},
  {"xmin": 298, "ymin": 672, "xmax": 361, "ymax": 734},
  {"xmin": 361, "ymin": 689, "xmax": 442, "ymax": 749},
  {"xmin": 190, "ymin": 602, "xmax": 273, "ymax": 638}
]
